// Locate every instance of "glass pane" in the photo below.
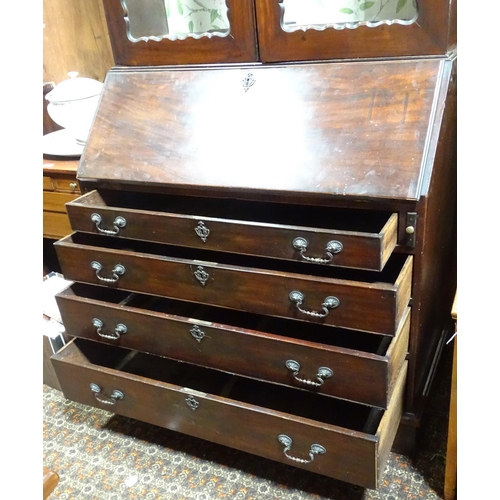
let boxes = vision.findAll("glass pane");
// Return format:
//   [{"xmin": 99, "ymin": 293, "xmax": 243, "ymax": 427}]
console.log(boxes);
[
  {"xmin": 122, "ymin": 0, "xmax": 230, "ymax": 42},
  {"xmin": 281, "ymin": 0, "xmax": 418, "ymax": 32}
]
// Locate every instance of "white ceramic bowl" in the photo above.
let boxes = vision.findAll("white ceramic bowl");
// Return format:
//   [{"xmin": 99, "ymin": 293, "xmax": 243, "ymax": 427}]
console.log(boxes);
[{"xmin": 46, "ymin": 72, "xmax": 103, "ymax": 144}]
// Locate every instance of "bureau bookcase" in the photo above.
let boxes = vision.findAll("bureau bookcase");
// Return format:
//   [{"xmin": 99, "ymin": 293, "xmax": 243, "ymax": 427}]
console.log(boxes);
[{"xmin": 51, "ymin": 0, "xmax": 456, "ymax": 489}]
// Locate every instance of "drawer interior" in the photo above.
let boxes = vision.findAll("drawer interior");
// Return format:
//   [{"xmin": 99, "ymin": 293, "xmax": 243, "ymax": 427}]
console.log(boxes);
[
  {"xmin": 78, "ymin": 189, "xmax": 394, "ymax": 233},
  {"xmin": 65, "ymin": 232, "xmax": 409, "ymax": 283},
  {"xmin": 70, "ymin": 338, "xmax": 384, "ymax": 433},
  {"xmin": 66, "ymin": 283, "xmax": 396, "ymax": 353}
]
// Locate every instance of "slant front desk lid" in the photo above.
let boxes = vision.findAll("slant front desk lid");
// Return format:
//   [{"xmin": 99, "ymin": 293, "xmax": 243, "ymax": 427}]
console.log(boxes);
[{"xmin": 79, "ymin": 58, "xmax": 450, "ymax": 203}]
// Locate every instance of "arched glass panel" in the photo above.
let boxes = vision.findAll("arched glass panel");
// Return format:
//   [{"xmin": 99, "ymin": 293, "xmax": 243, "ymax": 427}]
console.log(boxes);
[{"xmin": 280, "ymin": 0, "xmax": 418, "ymax": 32}]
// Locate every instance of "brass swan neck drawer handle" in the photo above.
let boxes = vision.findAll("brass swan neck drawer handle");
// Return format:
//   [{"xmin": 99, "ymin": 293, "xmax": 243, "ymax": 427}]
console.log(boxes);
[
  {"xmin": 292, "ymin": 237, "xmax": 343, "ymax": 264},
  {"xmin": 90, "ymin": 383, "xmax": 124, "ymax": 406},
  {"xmin": 91, "ymin": 261, "xmax": 126, "ymax": 283},
  {"xmin": 92, "ymin": 318, "xmax": 127, "ymax": 340},
  {"xmin": 285, "ymin": 360, "xmax": 333, "ymax": 387},
  {"xmin": 278, "ymin": 434, "xmax": 326, "ymax": 464},
  {"xmin": 91, "ymin": 213, "xmax": 127, "ymax": 236},
  {"xmin": 289, "ymin": 291, "xmax": 340, "ymax": 318}
]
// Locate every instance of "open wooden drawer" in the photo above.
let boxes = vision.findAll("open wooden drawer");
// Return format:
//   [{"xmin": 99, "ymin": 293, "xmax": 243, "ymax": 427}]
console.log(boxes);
[
  {"xmin": 65, "ymin": 189, "xmax": 398, "ymax": 271},
  {"xmin": 56, "ymin": 283, "xmax": 410, "ymax": 408},
  {"xmin": 54, "ymin": 233, "xmax": 412, "ymax": 335},
  {"xmin": 52, "ymin": 337, "xmax": 407, "ymax": 489}
]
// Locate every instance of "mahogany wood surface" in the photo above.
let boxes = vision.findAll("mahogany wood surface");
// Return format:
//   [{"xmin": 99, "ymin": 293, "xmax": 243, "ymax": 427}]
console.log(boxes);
[
  {"xmin": 55, "ymin": 283, "xmax": 410, "ymax": 407},
  {"xmin": 66, "ymin": 190, "xmax": 398, "ymax": 271},
  {"xmin": 44, "ymin": 0, "xmax": 456, "ymax": 476},
  {"xmin": 78, "ymin": 59, "xmax": 445, "ymax": 204},
  {"xmin": 52, "ymin": 338, "xmax": 407, "ymax": 488},
  {"xmin": 54, "ymin": 233, "xmax": 412, "ymax": 335},
  {"xmin": 102, "ymin": 0, "xmax": 258, "ymax": 65},
  {"xmin": 255, "ymin": 0, "xmax": 456, "ymax": 63}
]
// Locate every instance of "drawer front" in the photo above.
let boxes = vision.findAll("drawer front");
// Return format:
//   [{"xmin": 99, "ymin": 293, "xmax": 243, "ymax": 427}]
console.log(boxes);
[
  {"xmin": 66, "ymin": 190, "xmax": 398, "ymax": 271},
  {"xmin": 51, "ymin": 177, "xmax": 80, "ymax": 193},
  {"xmin": 52, "ymin": 338, "xmax": 407, "ymax": 489},
  {"xmin": 43, "ymin": 191, "xmax": 80, "ymax": 213},
  {"xmin": 43, "ymin": 212, "xmax": 74, "ymax": 240},
  {"xmin": 43, "ymin": 176, "xmax": 53, "ymax": 191},
  {"xmin": 56, "ymin": 285, "xmax": 411, "ymax": 408},
  {"xmin": 54, "ymin": 235, "xmax": 413, "ymax": 335}
]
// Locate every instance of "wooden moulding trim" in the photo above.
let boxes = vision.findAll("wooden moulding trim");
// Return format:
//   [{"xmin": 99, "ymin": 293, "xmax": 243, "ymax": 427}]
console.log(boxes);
[{"xmin": 416, "ymin": 58, "xmax": 454, "ymax": 199}]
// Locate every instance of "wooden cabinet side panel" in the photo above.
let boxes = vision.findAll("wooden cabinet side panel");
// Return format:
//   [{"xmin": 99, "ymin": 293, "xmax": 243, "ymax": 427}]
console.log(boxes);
[{"xmin": 405, "ymin": 59, "xmax": 456, "ymax": 416}]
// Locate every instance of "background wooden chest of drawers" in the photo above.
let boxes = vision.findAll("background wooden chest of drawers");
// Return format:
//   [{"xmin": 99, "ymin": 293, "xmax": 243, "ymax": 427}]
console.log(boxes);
[{"xmin": 43, "ymin": 159, "xmax": 80, "ymax": 239}]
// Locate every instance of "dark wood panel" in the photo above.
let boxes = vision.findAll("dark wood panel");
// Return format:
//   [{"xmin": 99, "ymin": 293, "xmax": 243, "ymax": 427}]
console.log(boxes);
[{"xmin": 79, "ymin": 60, "xmax": 443, "ymax": 203}]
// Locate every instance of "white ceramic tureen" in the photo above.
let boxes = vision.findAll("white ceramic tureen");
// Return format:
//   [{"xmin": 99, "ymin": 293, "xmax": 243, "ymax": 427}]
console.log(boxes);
[{"xmin": 45, "ymin": 72, "xmax": 103, "ymax": 144}]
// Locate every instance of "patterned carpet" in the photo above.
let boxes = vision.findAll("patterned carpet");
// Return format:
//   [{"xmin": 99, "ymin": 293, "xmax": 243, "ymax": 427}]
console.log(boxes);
[{"xmin": 42, "ymin": 342, "xmax": 454, "ymax": 500}]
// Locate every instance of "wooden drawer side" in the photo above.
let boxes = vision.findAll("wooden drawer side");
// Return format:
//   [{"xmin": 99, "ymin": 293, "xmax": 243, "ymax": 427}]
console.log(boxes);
[
  {"xmin": 379, "ymin": 213, "xmax": 398, "ymax": 269},
  {"xmin": 394, "ymin": 256, "xmax": 413, "ymax": 330},
  {"xmin": 385, "ymin": 309, "xmax": 411, "ymax": 403},
  {"xmin": 376, "ymin": 362, "xmax": 407, "ymax": 480}
]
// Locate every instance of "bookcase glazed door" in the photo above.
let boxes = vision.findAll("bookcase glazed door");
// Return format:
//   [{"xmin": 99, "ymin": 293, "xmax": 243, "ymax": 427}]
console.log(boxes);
[
  {"xmin": 102, "ymin": 0, "xmax": 258, "ymax": 65},
  {"xmin": 254, "ymin": 0, "xmax": 457, "ymax": 62}
]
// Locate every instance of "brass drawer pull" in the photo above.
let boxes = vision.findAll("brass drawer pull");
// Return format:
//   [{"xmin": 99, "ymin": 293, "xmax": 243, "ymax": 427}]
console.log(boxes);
[
  {"xmin": 289, "ymin": 291, "xmax": 340, "ymax": 318},
  {"xmin": 91, "ymin": 213, "xmax": 127, "ymax": 236},
  {"xmin": 91, "ymin": 261, "xmax": 126, "ymax": 283},
  {"xmin": 92, "ymin": 318, "xmax": 127, "ymax": 340},
  {"xmin": 278, "ymin": 434, "xmax": 326, "ymax": 464},
  {"xmin": 89, "ymin": 383, "xmax": 124, "ymax": 406},
  {"xmin": 292, "ymin": 237, "xmax": 343, "ymax": 264},
  {"xmin": 285, "ymin": 360, "xmax": 333, "ymax": 387}
]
